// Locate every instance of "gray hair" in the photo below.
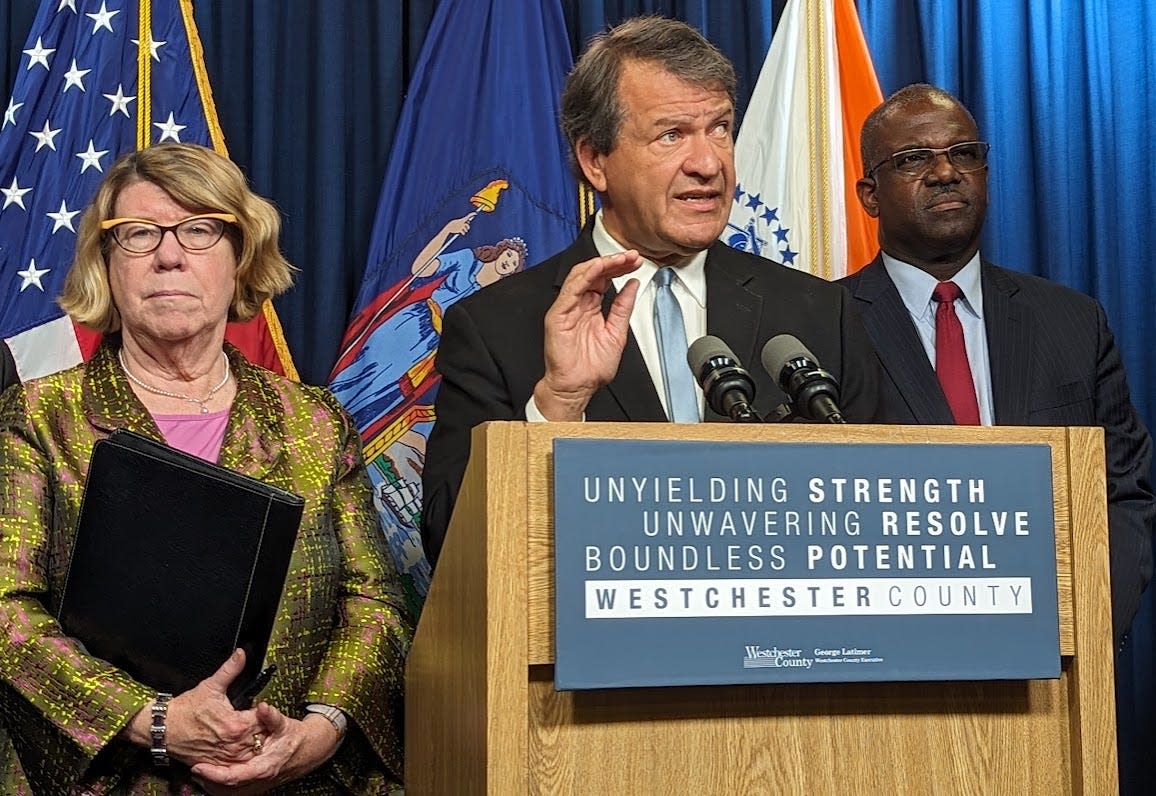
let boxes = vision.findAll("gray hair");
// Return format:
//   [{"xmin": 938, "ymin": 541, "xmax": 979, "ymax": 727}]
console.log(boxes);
[
  {"xmin": 860, "ymin": 83, "xmax": 978, "ymax": 175},
  {"xmin": 560, "ymin": 16, "xmax": 736, "ymax": 182}
]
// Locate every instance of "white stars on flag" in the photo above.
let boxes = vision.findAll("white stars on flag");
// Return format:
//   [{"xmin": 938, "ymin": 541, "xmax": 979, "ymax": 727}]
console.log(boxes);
[
  {"xmin": 76, "ymin": 141, "xmax": 109, "ymax": 173},
  {"xmin": 47, "ymin": 201, "xmax": 81, "ymax": 234},
  {"xmin": 154, "ymin": 112, "xmax": 186, "ymax": 143},
  {"xmin": 1, "ymin": 179, "xmax": 32, "ymax": 211},
  {"xmin": 29, "ymin": 120, "xmax": 62, "ymax": 152},
  {"xmin": 132, "ymin": 35, "xmax": 167, "ymax": 62},
  {"xmin": 23, "ymin": 38, "xmax": 55, "ymax": 71},
  {"xmin": 103, "ymin": 84, "xmax": 135, "ymax": 117},
  {"xmin": 2, "ymin": 99, "xmax": 23, "ymax": 130},
  {"xmin": 17, "ymin": 260, "xmax": 50, "ymax": 293},
  {"xmin": 86, "ymin": 2, "xmax": 121, "ymax": 34},
  {"xmin": 62, "ymin": 59, "xmax": 91, "ymax": 93}
]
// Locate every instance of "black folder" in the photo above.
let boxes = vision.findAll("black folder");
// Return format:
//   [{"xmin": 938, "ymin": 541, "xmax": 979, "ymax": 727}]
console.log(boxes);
[{"xmin": 58, "ymin": 429, "xmax": 304, "ymax": 705}]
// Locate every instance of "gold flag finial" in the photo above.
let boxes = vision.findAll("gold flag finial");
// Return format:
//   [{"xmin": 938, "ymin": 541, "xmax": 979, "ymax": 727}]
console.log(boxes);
[{"xmin": 470, "ymin": 179, "xmax": 509, "ymax": 212}]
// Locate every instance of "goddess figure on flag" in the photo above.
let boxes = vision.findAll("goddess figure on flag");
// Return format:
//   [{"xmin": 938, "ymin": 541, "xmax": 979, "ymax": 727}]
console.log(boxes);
[{"xmin": 330, "ymin": 180, "xmax": 527, "ymax": 599}]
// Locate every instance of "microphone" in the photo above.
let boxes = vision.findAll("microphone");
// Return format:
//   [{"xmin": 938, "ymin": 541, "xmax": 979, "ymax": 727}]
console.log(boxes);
[
  {"xmin": 760, "ymin": 335, "xmax": 846, "ymax": 424},
  {"xmin": 686, "ymin": 336, "xmax": 761, "ymax": 422}
]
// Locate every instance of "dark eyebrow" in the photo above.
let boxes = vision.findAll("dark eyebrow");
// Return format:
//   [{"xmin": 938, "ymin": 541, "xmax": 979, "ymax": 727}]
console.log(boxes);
[
  {"xmin": 651, "ymin": 114, "xmax": 697, "ymax": 129},
  {"xmin": 650, "ymin": 104, "xmax": 734, "ymax": 130}
]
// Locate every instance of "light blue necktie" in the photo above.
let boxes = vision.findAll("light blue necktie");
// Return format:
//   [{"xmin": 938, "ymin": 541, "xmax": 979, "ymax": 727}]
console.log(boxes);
[{"xmin": 652, "ymin": 267, "xmax": 699, "ymax": 423}]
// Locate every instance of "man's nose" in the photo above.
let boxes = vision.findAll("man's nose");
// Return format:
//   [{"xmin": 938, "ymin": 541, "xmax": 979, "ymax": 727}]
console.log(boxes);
[
  {"xmin": 683, "ymin": 133, "xmax": 725, "ymax": 177},
  {"xmin": 925, "ymin": 151, "xmax": 962, "ymax": 183}
]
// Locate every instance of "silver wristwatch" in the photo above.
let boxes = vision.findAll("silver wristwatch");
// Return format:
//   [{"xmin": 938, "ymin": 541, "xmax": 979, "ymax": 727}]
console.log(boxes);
[{"xmin": 304, "ymin": 703, "xmax": 348, "ymax": 742}]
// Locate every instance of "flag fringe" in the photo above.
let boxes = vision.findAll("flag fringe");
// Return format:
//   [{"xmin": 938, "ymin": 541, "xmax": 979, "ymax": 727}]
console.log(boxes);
[{"xmin": 179, "ymin": 0, "xmax": 299, "ymax": 379}]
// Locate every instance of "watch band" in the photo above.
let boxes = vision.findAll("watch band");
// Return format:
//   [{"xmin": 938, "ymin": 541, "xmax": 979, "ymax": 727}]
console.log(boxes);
[
  {"xmin": 150, "ymin": 692, "xmax": 173, "ymax": 766},
  {"xmin": 305, "ymin": 703, "xmax": 348, "ymax": 741}
]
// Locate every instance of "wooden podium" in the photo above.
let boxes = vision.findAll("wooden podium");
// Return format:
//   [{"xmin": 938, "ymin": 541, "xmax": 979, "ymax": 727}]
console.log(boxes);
[{"xmin": 406, "ymin": 422, "xmax": 1117, "ymax": 794}]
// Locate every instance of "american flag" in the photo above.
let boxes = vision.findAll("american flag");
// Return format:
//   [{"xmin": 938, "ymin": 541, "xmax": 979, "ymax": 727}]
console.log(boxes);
[{"xmin": 0, "ymin": 0, "xmax": 295, "ymax": 380}]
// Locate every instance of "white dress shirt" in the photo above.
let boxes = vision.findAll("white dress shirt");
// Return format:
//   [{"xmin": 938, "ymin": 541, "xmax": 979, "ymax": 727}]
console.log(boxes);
[
  {"xmin": 527, "ymin": 210, "xmax": 706, "ymax": 421},
  {"xmin": 882, "ymin": 252, "xmax": 994, "ymax": 425}
]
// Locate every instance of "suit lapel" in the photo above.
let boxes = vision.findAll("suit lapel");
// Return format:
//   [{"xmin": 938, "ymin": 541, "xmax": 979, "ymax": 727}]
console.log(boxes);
[
  {"xmin": 215, "ymin": 346, "xmax": 284, "ymax": 480},
  {"xmin": 605, "ymin": 310, "xmax": 666, "ymax": 421},
  {"xmin": 982, "ymin": 263, "xmax": 1031, "ymax": 424},
  {"xmin": 83, "ymin": 339, "xmax": 170, "ymax": 441},
  {"xmin": 703, "ymin": 246, "xmax": 762, "ymax": 421},
  {"xmin": 853, "ymin": 259, "xmax": 955, "ymax": 423}
]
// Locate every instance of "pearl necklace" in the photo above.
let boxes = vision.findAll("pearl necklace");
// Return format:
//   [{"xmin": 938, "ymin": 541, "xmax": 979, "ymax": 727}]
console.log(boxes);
[{"xmin": 118, "ymin": 349, "xmax": 231, "ymax": 414}]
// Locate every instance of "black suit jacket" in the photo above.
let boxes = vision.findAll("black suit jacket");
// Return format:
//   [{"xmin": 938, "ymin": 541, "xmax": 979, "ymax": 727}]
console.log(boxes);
[
  {"xmin": 420, "ymin": 226, "xmax": 883, "ymax": 565},
  {"xmin": 0, "ymin": 342, "xmax": 16, "ymax": 396},
  {"xmin": 840, "ymin": 256, "xmax": 1155, "ymax": 643}
]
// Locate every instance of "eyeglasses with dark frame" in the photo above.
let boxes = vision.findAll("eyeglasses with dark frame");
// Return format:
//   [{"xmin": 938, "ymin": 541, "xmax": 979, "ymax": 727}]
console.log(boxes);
[
  {"xmin": 100, "ymin": 213, "xmax": 238, "ymax": 254},
  {"xmin": 865, "ymin": 141, "xmax": 991, "ymax": 180}
]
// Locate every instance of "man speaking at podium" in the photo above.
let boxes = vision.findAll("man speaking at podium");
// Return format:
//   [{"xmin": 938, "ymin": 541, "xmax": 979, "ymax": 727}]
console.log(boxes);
[
  {"xmin": 421, "ymin": 16, "xmax": 882, "ymax": 567},
  {"xmin": 840, "ymin": 84, "xmax": 1154, "ymax": 647}
]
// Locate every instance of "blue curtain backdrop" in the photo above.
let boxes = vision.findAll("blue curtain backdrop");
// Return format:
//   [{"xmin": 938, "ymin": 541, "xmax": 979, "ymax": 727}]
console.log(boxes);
[
  {"xmin": 859, "ymin": 5, "xmax": 1156, "ymax": 792},
  {"xmin": 3, "ymin": 1, "xmax": 1153, "ymax": 788}
]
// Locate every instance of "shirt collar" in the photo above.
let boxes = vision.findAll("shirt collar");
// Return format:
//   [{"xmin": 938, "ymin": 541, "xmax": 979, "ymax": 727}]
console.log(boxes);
[
  {"xmin": 593, "ymin": 210, "xmax": 708, "ymax": 309},
  {"xmin": 881, "ymin": 250, "xmax": 983, "ymax": 321}
]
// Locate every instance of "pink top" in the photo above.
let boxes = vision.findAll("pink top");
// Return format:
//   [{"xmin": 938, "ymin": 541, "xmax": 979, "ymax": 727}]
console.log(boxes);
[{"xmin": 153, "ymin": 409, "xmax": 230, "ymax": 463}]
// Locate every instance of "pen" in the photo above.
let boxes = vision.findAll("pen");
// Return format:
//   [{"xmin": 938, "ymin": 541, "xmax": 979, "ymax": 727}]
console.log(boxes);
[{"xmin": 234, "ymin": 663, "xmax": 277, "ymax": 708}]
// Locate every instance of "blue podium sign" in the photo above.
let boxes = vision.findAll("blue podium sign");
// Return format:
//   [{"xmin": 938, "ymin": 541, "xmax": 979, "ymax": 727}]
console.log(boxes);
[{"xmin": 553, "ymin": 439, "xmax": 1060, "ymax": 690}]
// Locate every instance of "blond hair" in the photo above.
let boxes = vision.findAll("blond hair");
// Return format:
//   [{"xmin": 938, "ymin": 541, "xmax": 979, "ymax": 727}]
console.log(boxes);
[{"xmin": 60, "ymin": 143, "xmax": 294, "ymax": 332}]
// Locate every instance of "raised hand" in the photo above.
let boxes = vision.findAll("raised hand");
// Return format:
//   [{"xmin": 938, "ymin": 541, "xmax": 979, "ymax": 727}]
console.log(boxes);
[
  {"xmin": 532, "ymin": 250, "xmax": 643, "ymax": 420},
  {"xmin": 443, "ymin": 211, "xmax": 476, "ymax": 238}
]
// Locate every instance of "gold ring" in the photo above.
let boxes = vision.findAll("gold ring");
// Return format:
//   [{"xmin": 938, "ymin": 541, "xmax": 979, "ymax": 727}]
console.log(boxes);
[{"xmin": 252, "ymin": 733, "xmax": 264, "ymax": 754}]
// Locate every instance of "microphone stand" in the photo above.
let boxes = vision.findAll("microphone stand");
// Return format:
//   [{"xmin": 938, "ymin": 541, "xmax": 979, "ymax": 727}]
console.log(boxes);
[
  {"xmin": 762, "ymin": 402, "xmax": 843, "ymax": 424},
  {"xmin": 716, "ymin": 393, "xmax": 762, "ymax": 422},
  {"xmin": 728, "ymin": 404, "xmax": 762, "ymax": 423}
]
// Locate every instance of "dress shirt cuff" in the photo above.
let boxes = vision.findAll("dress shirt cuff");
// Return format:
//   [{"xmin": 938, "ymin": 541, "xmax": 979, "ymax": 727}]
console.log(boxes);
[{"xmin": 525, "ymin": 395, "xmax": 585, "ymax": 423}]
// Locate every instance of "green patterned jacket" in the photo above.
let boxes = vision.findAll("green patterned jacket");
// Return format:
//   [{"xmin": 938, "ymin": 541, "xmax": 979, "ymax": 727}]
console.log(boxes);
[{"xmin": 0, "ymin": 341, "xmax": 413, "ymax": 794}]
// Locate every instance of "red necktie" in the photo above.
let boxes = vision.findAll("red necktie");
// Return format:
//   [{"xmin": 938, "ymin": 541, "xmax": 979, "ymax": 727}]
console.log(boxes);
[{"xmin": 931, "ymin": 281, "xmax": 981, "ymax": 425}]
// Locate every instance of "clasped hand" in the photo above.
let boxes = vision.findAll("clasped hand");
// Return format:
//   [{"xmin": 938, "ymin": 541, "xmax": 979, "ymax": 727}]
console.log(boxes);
[
  {"xmin": 191, "ymin": 701, "xmax": 338, "ymax": 795},
  {"xmin": 126, "ymin": 648, "xmax": 338, "ymax": 794}
]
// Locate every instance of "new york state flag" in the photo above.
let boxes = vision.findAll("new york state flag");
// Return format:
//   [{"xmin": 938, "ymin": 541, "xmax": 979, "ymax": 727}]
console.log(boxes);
[{"xmin": 329, "ymin": 0, "xmax": 582, "ymax": 608}]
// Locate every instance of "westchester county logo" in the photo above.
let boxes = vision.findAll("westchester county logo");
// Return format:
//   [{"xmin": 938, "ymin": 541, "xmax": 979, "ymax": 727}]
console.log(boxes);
[{"xmin": 743, "ymin": 645, "xmax": 814, "ymax": 670}]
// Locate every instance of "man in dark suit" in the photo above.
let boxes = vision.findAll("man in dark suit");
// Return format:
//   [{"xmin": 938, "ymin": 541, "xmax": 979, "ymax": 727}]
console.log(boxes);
[
  {"xmin": 840, "ymin": 83, "xmax": 1154, "ymax": 645},
  {"xmin": 420, "ymin": 17, "xmax": 881, "ymax": 566},
  {"xmin": 0, "ymin": 342, "xmax": 16, "ymax": 394}
]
